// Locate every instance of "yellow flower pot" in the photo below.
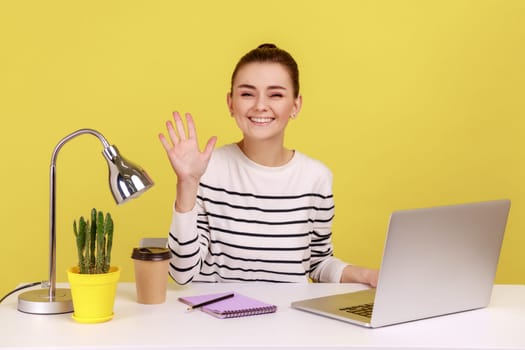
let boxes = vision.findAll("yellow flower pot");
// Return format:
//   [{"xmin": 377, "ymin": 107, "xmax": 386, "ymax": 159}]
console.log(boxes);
[{"xmin": 67, "ymin": 266, "xmax": 120, "ymax": 323}]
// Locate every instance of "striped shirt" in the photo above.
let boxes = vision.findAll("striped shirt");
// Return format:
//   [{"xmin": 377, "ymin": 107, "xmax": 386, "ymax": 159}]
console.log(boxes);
[{"xmin": 168, "ymin": 144, "xmax": 347, "ymax": 284}]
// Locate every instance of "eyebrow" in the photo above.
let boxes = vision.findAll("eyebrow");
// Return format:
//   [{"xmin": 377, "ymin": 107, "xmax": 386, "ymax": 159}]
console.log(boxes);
[{"xmin": 236, "ymin": 84, "xmax": 287, "ymax": 91}]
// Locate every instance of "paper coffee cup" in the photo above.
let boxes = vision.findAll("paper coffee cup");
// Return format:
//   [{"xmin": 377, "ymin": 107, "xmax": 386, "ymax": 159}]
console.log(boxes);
[{"xmin": 131, "ymin": 247, "xmax": 172, "ymax": 304}]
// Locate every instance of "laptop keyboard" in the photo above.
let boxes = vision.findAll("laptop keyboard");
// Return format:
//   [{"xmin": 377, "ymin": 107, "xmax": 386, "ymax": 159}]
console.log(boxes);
[{"xmin": 339, "ymin": 303, "xmax": 374, "ymax": 318}]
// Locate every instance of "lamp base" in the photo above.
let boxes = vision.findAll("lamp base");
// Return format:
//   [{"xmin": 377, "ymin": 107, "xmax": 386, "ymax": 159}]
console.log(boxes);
[{"xmin": 17, "ymin": 288, "xmax": 73, "ymax": 314}]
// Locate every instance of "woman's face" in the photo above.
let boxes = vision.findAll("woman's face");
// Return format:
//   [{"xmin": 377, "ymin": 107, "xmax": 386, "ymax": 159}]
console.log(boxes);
[{"xmin": 227, "ymin": 62, "xmax": 302, "ymax": 143}]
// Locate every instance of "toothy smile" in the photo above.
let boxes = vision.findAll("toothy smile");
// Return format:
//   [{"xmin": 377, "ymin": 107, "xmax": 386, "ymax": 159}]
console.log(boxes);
[{"xmin": 249, "ymin": 117, "xmax": 274, "ymax": 124}]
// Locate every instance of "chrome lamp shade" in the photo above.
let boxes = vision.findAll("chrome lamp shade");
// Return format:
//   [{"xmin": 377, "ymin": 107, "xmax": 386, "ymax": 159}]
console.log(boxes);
[
  {"xmin": 17, "ymin": 129, "xmax": 153, "ymax": 315},
  {"xmin": 104, "ymin": 144, "xmax": 153, "ymax": 204}
]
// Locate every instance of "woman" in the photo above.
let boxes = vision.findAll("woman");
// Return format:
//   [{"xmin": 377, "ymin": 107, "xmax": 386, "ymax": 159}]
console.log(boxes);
[{"xmin": 159, "ymin": 44, "xmax": 378, "ymax": 286}]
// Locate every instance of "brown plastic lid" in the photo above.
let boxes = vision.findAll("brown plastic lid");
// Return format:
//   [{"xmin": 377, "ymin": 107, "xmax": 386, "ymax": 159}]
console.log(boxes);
[{"xmin": 131, "ymin": 247, "xmax": 171, "ymax": 261}]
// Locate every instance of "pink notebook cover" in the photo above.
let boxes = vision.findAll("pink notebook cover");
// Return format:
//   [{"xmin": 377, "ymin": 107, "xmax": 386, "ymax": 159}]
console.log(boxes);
[{"xmin": 178, "ymin": 292, "xmax": 277, "ymax": 319}]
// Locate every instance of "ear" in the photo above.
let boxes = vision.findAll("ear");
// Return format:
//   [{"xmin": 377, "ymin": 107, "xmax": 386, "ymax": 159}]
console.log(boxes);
[
  {"xmin": 226, "ymin": 92, "xmax": 234, "ymax": 116},
  {"xmin": 292, "ymin": 95, "xmax": 303, "ymax": 116}
]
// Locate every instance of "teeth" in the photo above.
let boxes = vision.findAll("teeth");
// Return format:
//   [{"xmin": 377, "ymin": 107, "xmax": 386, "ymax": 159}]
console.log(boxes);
[{"xmin": 250, "ymin": 117, "xmax": 273, "ymax": 123}]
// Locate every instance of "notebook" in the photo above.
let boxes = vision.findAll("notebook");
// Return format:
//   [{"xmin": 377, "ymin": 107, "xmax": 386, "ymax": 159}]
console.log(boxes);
[
  {"xmin": 179, "ymin": 292, "xmax": 277, "ymax": 319},
  {"xmin": 292, "ymin": 199, "xmax": 511, "ymax": 328}
]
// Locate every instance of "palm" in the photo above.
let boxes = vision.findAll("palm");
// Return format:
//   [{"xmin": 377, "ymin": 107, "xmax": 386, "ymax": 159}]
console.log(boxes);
[{"xmin": 166, "ymin": 137, "xmax": 210, "ymax": 181}]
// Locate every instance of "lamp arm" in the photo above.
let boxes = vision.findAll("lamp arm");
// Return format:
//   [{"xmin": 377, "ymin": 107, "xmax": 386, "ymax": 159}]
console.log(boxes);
[
  {"xmin": 50, "ymin": 129, "xmax": 110, "ymax": 164},
  {"xmin": 48, "ymin": 129, "xmax": 112, "ymax": 299}
]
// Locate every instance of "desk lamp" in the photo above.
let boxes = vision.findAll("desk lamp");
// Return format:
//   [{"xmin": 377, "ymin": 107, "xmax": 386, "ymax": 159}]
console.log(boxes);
[{"xmin": 17, "ymin": 128, "xmax": 154, "ymax": 314}]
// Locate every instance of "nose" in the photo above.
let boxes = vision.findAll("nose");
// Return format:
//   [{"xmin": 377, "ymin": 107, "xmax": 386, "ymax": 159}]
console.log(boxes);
[{"xmin": 254, "ymin": 94, "xmax": 268, "ymax": 111}]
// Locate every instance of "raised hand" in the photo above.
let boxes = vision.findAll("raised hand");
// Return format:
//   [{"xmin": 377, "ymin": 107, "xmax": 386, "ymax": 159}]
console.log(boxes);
[
  {"xmin": 159, "ymin": 111, "xmax": 217, "ymax": 182},
  {"xmin": 159, "ymin": 112, "xmax": 217, "ymax": 211}
]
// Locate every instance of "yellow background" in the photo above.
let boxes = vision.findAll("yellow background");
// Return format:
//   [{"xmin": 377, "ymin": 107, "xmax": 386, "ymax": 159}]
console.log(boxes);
[{"xmin": 1, "ymin": 0, "xmax": 523, "ymax": 298}]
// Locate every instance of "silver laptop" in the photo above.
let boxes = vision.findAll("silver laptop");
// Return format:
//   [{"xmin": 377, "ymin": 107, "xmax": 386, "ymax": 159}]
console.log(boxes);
[{"xmin": 292, "ymin": 199, "xmax": 511, "ymax": 328}]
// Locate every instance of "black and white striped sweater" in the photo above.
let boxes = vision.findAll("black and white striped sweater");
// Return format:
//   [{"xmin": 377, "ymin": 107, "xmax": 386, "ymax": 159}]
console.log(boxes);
[{"xmin": 168, "ymin": 144, "xmax": 346, "ymax": 284}]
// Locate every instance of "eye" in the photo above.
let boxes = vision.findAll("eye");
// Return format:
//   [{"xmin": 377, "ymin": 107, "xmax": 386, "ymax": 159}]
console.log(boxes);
[
  {"xmin": 270, "ymin": 93, "xmax": 283, "ymax": 98},
  {"xmin": 240, "ymin": 92, "xmax": 254, "ymax": 97}
]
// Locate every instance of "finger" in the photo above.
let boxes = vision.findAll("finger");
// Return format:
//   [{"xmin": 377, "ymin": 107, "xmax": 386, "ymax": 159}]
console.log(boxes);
[
  {"xmin": 166, "ymin": 120, "xmax": 179, "ymax": 145},
  {"xmin": 173, "ymin": 111, "xmax": 187, "ymax": 140},
  {"xmin": 158, "ymin": 133, "xmax": 172, "ymax": 152},
  {"xmin": 185, "ymin": 113, "xmax": 197, "ymax": 140}
]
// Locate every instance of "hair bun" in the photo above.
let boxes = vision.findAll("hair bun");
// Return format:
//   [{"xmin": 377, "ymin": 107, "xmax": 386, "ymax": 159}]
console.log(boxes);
[{"xmin": 257, "ymin": 43, "xmax": 277, "ymax": 49}]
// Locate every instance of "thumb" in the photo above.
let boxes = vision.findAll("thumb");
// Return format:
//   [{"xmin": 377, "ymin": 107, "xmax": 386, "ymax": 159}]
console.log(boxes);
[{"xmin": 203, "ymin": 136, "xmax": 217, "ymax": 160}]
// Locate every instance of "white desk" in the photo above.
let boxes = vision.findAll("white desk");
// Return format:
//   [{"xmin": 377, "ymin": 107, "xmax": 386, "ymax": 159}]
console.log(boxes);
[{"xmin": 1, "ymin": 283, "xmax": 524, "ymax": 349}]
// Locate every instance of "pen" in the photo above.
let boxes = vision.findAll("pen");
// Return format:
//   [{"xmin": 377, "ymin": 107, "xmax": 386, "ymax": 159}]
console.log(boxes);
[{"xmin": 187, "ymin": 292, "xmax": 235, "ymax": 310}]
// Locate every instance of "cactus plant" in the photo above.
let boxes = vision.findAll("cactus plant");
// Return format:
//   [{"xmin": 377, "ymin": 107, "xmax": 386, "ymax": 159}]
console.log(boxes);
[{"xmin": 73, "ymin": 208, "xmax": 114, "ymax": 274}]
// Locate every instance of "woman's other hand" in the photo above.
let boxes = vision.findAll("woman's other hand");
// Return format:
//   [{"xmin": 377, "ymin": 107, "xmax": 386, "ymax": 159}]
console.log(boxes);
[{"xmin": 341, "ymin": 265, "xmax": 379, "ymax": 287}]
